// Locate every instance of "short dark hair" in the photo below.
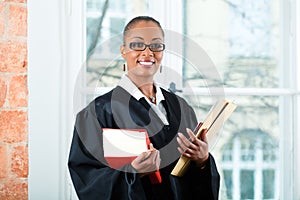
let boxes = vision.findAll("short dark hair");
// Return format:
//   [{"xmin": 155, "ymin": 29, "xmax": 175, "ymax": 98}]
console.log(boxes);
[{"xmin": 123, "ymin": 16, "xmax": 164, "ymax": 42}]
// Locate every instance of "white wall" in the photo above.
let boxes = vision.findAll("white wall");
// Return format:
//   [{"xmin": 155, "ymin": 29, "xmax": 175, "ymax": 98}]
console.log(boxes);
[
  {"xmin": 28, "ymin": 0, "xmax": 83, "ymax": 199},
  {"xmin": 28, "ymin": 0, "xmax": 62, "ymax": 199}
]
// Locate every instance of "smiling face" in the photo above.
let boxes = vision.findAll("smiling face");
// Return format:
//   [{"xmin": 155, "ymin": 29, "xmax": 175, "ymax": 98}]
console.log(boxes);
[{"xmin": 120, "ymin": 20, "xmax": 164, "ymax": 83}]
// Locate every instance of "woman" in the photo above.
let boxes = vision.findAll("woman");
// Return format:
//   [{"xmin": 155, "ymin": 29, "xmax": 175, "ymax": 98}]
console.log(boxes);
[{"xmin": 68, "ymin": 16, "xmax": 220, "ymax": 199}]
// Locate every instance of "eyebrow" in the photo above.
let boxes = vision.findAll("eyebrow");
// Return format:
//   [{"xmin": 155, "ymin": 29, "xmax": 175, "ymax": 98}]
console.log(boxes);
[
  {"xmin": 130, "ymin": 36, "xmax": 144, "ymax": 41},
  {"xmin": 130, "ymin": 37, "xmax": 163, "ymax": 42},
  {"xmin": 152, "ymin": 38, "xmax": 163, "ymax": 41}
]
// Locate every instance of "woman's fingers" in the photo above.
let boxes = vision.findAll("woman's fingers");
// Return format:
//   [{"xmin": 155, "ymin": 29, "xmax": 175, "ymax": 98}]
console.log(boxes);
[
  {"xmin": 177, "ymin": 132, "xmax": 193, "ymax": 157},
  {"xmin": 177, "ymin": 132, "xmax": 191, "ymax": 147},
  {"xmin": 133, "ymin": 150, "xmax": 151, "ymax": 164},
  {"xmin": 200, "ymin": 128, "xmax": 208, "ymax": 143},
  {"xmin": 186, "ymin": 128, "xmax": 196, "ymax": 140},
  {"xmin": 177, "ymin": 128, "xmax": 209, "ymax": 161},
  {"xmin": 154, "ymin": 150, "xmax": 161, "ymax": 170},
  {"xmin": 177, "ymin": 131, "xmax": 197, "ymax": 151},
  {"xmin": 131, "ymin": 148, "xmax": 161, "ymax": 173}
]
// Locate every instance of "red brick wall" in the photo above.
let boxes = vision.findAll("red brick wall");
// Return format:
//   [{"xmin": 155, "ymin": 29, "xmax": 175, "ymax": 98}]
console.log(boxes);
[{"xmin": 0, "ymin": 0, "xmax": 28, "ymax": 199}]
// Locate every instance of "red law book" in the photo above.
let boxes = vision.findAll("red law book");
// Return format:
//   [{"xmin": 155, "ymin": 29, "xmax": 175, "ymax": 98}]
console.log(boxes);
[{"xmin": 102, "ymin": 128, "xmax": 162, "ymax": 184}]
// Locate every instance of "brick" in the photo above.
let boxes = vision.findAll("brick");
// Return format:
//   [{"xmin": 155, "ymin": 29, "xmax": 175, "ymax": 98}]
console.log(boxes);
[
  {"xmin": 11, "ymin": 145, "xmax": 28, "ymax": 178},
  {"xmin": 0, "ymin": 3, "xmax": 5, "ymax": 37},
  {"xmin": 0, "ymin": 110, "xmax": 27, "ymax": 143},
  {"xmin": 0, "ymin": 180, "xmax": 28, "ymax": 200},
  {"xmin": 8, "ymin": 75, "xmax": 27, "ymax": 107},
  {"xmin": 4, "ymin": 0, "xmax": 27, "ymax": 3},
  {"xmin": 0, "ymin": 145, "xmax": 8, "ymax": 178},
  {"xmin": 0, "ymin": 77, "xmax": 6, "ymax": 107},
  {"xmin": 0, "ymin": 40, "xmax": 27, "ymax": 73},
  {"xmin": 8, "ymin": 4, "xmax": 27, "ymax": 37}
]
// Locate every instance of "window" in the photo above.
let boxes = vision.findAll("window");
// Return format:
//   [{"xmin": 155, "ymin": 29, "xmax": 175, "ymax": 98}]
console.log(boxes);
[
  {"xmin": 221, "ymin": 130, "xmax": 279, "ymax": 199},
  {"xmin": 65, "ymin": 0, "xmax": 300, "ymax": 199}
]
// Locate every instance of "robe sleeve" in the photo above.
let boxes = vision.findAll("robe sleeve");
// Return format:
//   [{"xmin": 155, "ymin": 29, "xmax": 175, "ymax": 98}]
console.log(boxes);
[
  {"xmin": 68, "ymin": 102, "xmax": 146, "ymax": 200},
  {"xmin": 170, "ymin": 95, "xmax": 220, "ymax": 199},
  {"xmin": 184, "ymin": 103, "xmax": 220, "ymax": 200},
  {"xmin": 186, "ymin": 154, "xmax": 220, "ymax": 200}
]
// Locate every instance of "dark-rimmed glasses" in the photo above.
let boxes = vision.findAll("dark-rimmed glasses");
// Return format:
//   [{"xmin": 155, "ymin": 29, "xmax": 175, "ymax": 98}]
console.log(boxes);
[{"xmin": 127, "ymin": 42, "xmax": 165, "ymax": 52}]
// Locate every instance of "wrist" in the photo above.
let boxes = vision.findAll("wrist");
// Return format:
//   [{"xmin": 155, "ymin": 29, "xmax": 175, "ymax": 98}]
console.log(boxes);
[{"xmin": 195, "ymin": 153, "xmax": 209, "ymax": 168}]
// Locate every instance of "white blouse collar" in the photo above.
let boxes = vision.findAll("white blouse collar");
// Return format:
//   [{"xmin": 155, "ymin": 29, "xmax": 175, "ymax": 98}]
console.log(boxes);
[{"xmin": 118, "ymin": 74, "xmax": 165, "ymax": 104}]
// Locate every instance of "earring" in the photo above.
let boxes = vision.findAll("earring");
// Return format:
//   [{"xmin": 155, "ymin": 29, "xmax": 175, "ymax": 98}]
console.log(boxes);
[
  {"xmin": 123, "ymin": 64, "xmax": 126, "ymax": 71},
  {"xmin": 160, "ymin": 65, "xmax": 162, "ymax": 73}
]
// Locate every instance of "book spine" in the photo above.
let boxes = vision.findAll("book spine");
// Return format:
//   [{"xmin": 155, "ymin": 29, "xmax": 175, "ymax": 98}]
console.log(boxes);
[
  {"xmin": 171, "ymin": 156, "xmax": 191, "ymax": 176},
  {"xmin": 145, "ymin": 133, "xmax": 162, "ymax": 184}
]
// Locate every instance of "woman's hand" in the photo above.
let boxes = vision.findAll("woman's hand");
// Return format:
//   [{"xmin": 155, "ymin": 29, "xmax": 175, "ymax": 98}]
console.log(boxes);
[
  {"xmin": 131, "ymin": 143, "xmax": 161, "ymax": 176},
  {"xmin": 177, "ymin": 128, "xmax": 209, "ymax": 167}
]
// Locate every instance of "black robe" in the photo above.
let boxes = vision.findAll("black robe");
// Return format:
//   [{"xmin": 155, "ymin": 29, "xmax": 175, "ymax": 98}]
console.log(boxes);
[{"xmin": 68, "ymin": 86, "xmax": 220, "ymax": 200}]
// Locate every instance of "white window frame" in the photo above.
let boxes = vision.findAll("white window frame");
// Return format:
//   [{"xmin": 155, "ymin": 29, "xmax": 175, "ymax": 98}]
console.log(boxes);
[
  {"xmin": 296, "ymin": 0, "xmax": 300, "ymax": 198},
  {"xmin": 221, "ymin": 131, "xmax": 279, "ymax": 200}
]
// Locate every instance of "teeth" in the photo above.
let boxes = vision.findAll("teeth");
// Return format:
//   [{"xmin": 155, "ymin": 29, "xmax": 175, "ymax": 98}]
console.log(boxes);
[{"xmin": 139, "ymin": 61, "xmax": 153, "ymax": 66}]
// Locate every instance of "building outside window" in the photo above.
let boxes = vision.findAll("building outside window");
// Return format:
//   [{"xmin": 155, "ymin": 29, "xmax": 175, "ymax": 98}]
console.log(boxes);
[{"xmin": 221, "ymin": 129, "xmax": 279, "ymax": 199}]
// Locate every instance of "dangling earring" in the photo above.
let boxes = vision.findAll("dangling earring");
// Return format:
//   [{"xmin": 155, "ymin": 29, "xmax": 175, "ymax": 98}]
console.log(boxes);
[
  {"xmin": 160, "ymin": 65, "xmax": 162, "ymax": 73},
  {"xmin": 123, "ymin": 64, "xmax": 126, "ymax": 71}
]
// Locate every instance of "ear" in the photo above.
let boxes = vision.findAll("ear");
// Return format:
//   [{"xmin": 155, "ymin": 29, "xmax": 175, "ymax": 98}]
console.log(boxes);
[{"xmin": 120, "ymin": 45, "xmax": 126, "ymax": 58}]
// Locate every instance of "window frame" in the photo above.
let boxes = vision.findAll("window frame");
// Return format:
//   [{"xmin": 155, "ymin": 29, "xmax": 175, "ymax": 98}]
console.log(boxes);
[
  {"xmin": 221, "ymin": 130, "xmax": 279, "ymax": 199},
  {"xmin": 75, "ymin": 1, "xmax": 300, "ymax": 199}
]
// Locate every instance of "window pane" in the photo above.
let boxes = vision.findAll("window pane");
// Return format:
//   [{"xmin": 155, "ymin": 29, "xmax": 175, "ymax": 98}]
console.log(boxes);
[
  {"xmin": 85, "ymin": 0, "xmax": 126, "ymax": 88},
  {"xmin": 185, "ymin": 0, "xmax": 280, "ymax": 88},
  {"xmin": 263, "ymin": 139, "xmax": 277, "ymax": 162},
  {"xmin": 263, "ymin": 170, "xmax": 275, "ymax": 199},
  {"xmin": 223, "ymin": 170, "xmax": 233, "ymax": 199},
  {"xmin": 222, "ymin": 142, "xmax": 233, "ymax": 162},
  {"xmin": 86, "ymin": 0, "xmax": 149, "ymax": 88},
  {"xmin": 240, "ymin": 170, "xmax": 254, "ymax": 199},
  {"xmin": 109, "ymin": 17, "xmax": 125, "ymax": 53},
  {"xmin": 240, "ymin": 133, "xmax": 256, "ymax": 161}
]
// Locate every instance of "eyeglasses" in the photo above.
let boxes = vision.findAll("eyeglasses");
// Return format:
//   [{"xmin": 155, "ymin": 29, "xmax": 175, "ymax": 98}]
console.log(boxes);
[{"xmin": 127, "ymin": 42, "xmax": 165, "ymax": 52}]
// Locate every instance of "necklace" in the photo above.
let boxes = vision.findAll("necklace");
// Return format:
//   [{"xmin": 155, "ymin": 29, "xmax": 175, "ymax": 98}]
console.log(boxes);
[{"xmin": 149, "ymin": 95, "xmax": 156, "ymax": 103}]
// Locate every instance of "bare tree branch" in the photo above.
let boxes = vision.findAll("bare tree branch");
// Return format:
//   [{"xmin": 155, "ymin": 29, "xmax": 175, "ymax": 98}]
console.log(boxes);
[{"xmin": 87, "ymin": 0, "xmax": 110, "ymax": 60}]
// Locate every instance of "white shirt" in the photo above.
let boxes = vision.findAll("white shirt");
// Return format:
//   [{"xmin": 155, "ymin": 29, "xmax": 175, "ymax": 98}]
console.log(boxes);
[{"xmin": 118, "ymin": 75, "xmax": 169, "ymax": 125}]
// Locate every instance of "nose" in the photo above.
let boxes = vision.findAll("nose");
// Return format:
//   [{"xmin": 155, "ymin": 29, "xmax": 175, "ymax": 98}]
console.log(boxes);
[{"xmin": 142, "ymin": 46, "xmax": 154, "ymax": 56}]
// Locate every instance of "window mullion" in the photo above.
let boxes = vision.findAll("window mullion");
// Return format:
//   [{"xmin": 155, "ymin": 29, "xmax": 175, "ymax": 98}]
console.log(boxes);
[
  {"xmin": 254, "ymin": 137, "xmax": 263, "ymax": 200},
  {"xmin": 293, "ymin": 0, "xmax": 300, "ymax": 199},
  {"xmin": 232, "ymin": 137, "xmax": 240, "ymax": 200},
  {"xmin": 182, "ymin": 87, "xmax": 299, "ymax": 96}
]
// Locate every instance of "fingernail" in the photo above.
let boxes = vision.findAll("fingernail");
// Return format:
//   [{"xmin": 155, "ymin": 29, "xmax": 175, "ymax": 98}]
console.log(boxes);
[{"xmin": 187, "ymin": 128, "xmax": 193, "ymax": 133}]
